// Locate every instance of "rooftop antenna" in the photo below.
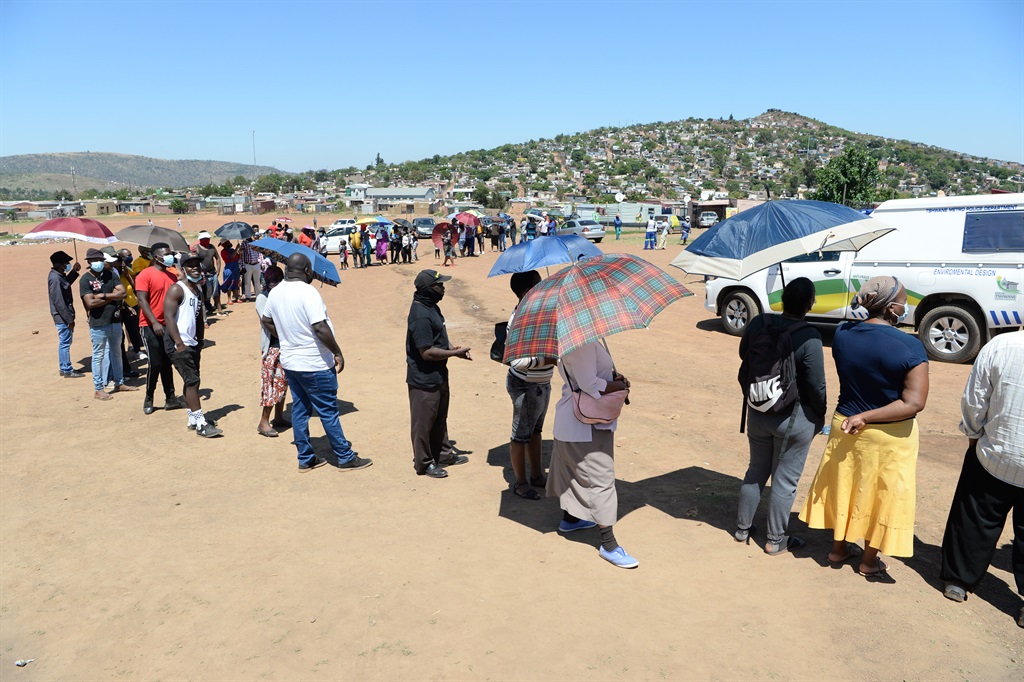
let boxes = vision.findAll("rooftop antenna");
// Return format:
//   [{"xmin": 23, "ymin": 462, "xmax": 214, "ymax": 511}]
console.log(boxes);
[{"xmin": 70, "ymin": 165, "xmax": 78, "ymax": 196}]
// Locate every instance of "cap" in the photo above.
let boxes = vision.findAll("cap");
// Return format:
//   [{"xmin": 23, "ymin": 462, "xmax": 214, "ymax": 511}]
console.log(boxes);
[
  {"xmin": 179, "ymin": 251, "xmax": 201, "ymax": 264},
  {"xmin": 85, "ymin": 248, "xmax": 105, "ymax": 261},
  {"xmin": 414, "ymin": 269, "xmax": 452, "ymax": 290},
  {"xmin": 100, "ymin": 245, "xmax": 119, "ymax": 262},
  {"xmin": 198, "ymin": 231, "xmax": 211, "ymax": 239},
  {"xmin": 49, "ymin": 250, "xmax": 74, "ymax": 265}
]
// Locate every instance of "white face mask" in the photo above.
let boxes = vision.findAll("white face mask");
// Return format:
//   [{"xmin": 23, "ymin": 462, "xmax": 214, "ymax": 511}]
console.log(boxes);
[{"xmin": 892, "ymin": 302, "xmax": 909, "ymax": 324}]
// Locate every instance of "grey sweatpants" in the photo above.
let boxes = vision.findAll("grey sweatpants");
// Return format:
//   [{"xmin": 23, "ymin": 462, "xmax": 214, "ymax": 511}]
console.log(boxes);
[{"xmin": 736, "ymin": 407, "xmax": 820, "ymax": 544}]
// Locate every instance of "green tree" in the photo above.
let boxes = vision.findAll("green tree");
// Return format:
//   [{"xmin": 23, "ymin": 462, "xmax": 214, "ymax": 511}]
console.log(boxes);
[
  {"xmin": 233, "ymin": 175, "xmax": 248, "ymax": 187},
  {"xmin": 472, "ymin": 183, "xmax": 489, "ymax": 205},
  {"xmin": 169, "ymin": 198, "xmax": 189, "ymax": 214},
  {"xmin": 711, "ymin": 148, "xmax": 728, "ymax": 175},
  {"xmin": 813, "ymin": 145, "xmax": 881, "ymax": 207},
  {"xmin": 54, "ymin": 189, "xmax": 74, "ymax": 201}
]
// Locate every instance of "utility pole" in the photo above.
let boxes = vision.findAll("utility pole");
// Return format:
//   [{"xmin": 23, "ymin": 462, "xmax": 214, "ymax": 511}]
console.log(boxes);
[
  {"xmin": 252, "ymin": 130, "xmax": 257, "ymax": 166},
  {"xmin": 70, "ymin": 165, "xmax": 78, "ymax": 196}
]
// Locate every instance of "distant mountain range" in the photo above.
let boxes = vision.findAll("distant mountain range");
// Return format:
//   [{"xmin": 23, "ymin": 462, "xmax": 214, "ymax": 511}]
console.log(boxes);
[{"xmin": 0, "ymin": 152, "xmax": 285, "ymax": 193}]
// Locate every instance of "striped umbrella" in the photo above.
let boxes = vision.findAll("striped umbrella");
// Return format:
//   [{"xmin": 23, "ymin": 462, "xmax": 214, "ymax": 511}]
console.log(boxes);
[{"xmin": 503, "ymin": 253, "xmax": 692, "ymax": 362}]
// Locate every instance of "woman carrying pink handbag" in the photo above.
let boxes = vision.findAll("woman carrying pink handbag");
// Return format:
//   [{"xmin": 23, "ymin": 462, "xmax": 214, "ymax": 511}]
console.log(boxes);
[{"xmin": 547, "ymin": 339, "xmax": 636, "ymax": 569}]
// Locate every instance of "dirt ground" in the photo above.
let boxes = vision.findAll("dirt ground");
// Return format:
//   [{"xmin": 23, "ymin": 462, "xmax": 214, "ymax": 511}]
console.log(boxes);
[{"xmin": 1, "ymin": 213, "xmax": 1021, "ymax": 680}]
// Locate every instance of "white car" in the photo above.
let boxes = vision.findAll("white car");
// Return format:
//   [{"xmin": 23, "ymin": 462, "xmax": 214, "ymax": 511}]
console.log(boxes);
[
  {"xmin": 328, "ymin": 218, "xmax": 356, "ymax": 231},
  {"xmin": 698, "ymin": 211, "xmax": 719, "ymax": 227},
  {"xmin": 324, "ymin": 225, "xmax": 357, "ymax": 254},
  {"xmin": 558, "ymin": 219, "xmax": 606, "ymax": 243}
]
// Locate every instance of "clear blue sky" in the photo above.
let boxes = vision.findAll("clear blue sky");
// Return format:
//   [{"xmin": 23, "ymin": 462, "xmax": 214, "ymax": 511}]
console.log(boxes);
[{"xmin": 1, "ymin": 0, "xmax": 1021, "ymax": 172}]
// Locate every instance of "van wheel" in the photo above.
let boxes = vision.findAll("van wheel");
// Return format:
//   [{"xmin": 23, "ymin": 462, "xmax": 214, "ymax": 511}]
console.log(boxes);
[
  {"xmin": 918, "ymin": 305, "xmax": 982, "ymax": 363},
  {"xmin": 594, "ymin": 238, "xmax": 603, "ymax": 243},
  {"xmin": 721, "ymin": 291, "xmax": 758, "ymax": 336}
]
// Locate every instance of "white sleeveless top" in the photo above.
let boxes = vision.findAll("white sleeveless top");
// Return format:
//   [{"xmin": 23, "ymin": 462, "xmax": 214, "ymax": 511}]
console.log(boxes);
[{"xmin": 172, "ymin": 281, "xmax": 201, "ymax": 347}]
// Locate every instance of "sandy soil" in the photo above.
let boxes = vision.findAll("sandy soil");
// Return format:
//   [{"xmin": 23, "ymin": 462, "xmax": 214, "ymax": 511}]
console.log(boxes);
[{"xmin": 1, "ymin": 213, "xmax": 1021, "ymax": 680}]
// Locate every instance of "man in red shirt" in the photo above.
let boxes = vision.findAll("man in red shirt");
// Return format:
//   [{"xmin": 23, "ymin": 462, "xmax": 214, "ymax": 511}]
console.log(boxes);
[
  {"xmin": 298, "ymin": 226, "xmax": 315, "ymax": 247},
  {"xmin": 136, "ymin": 242, "xmax": 186, "ymax": 415}
]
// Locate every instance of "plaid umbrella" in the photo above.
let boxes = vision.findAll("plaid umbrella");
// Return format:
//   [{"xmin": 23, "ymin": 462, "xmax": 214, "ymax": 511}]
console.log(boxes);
[{"xmin": 503, "ymin": 253, "xmax": 693, "ymax": 362}]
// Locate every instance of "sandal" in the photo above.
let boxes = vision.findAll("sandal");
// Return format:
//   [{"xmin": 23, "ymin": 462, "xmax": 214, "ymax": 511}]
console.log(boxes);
[
  {"xmin": 828, "ymin": 542, "xmax": 865, "ymax": 567},
  {"xmin": 258, "ymin": 428, "xmax": 279, "ymax": 438},
  {"xmin": 529, "ymin": 474, "xmax": 547, "ymax": 488},
  {"xmin": 733, "ymin": 523, "xmax": 756, "ymax": 544},
  {"xmin": 764, "ymin": 535, "xmax": 806, "ymax": 556},
  {"xmin": 511, "ymin": 482, "xmax": 541, "ymax": 500},
  {"xmin": 857, "ymin": 559, "xmax": 896, "ymax": 584}
]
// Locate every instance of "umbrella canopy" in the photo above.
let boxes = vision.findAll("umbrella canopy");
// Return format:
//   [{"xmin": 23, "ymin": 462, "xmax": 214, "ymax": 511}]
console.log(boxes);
[
  {"xmin": 392, "ymin": 218, "xmax": 413, "ymax": 228},
  {"xmin": 114, "ymin": 224, "xmax": 190, "ymax": 252},
  {"xmin": 503, "ymin": 254, "xmax": 692, "ymax": 362},
  {"xmin": 497, "ymin": 212, "xmax": 513, "ymax": 221},
  {"xmin": 250, "ymin": 238, "xmax": 340, "ymax": 284},
  {"xmin": 355, "ymin": 215, "xmax": 392, "ymax": 226},
  {"xmin": 455, "ymin": 211, "xmax": 481, "ymax": 227},
  {"xmin": 24, "ymin": 217, "xmax": 116, "ymax": 244},
  {"xmin": 670, "ymin": 200, "xmax": 895, "ymax": 280},
  {"xmin": 488, "ymin": 233, "xmax": 602, "ymax": 277},
  {"xmin": 431, "ymin": 223, "xmax": 454, "ymax": 250},
  {"xmin": 215, "ymin": 221, "xmax": 255, "ymax": 241},
  {"xmin": 274, "ymin": 216, "xmax": 293, "ymax": 223}
]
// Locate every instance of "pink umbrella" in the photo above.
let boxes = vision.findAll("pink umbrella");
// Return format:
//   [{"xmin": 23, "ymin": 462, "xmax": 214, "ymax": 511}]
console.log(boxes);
[
  {"xmin": 274, "ymin": 216, "xmax": 293, "ymax": 223},
  {"xmin": 24, "ymin": 217, "xmax": 117, "ymax": 259}
]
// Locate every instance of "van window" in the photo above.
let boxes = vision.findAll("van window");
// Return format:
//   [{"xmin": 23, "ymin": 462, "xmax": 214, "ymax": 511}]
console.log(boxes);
[
  {"xmin": 785, "ymin": 251, "xmax": 842, "ymax": 264},
  {"xmin": 962, "ymin": 211, "xmax": 1024, "ymax": 252}
]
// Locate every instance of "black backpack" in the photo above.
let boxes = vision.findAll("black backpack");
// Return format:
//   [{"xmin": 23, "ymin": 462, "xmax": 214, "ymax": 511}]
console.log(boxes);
[{"xmin": 737, "ymin": 316, "xmax": 809, "ymax": 432}]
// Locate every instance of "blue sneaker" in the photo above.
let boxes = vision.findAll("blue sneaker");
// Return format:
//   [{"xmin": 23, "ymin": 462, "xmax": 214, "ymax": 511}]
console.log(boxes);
[
  {"xmin": 558, "ymin": 518, "xmax": 597, "ymax": 533},
  {"xmin": 599, "ymin": 546, "xmax": 639, "ymax": 569}
]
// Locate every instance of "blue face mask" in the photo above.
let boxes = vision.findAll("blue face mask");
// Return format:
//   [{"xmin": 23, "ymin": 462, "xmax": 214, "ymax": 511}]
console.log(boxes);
[
  {"xmin": 161, "ymin": 255, "xmax": 176, "ymax": 267},
  {"xmin": 893, "ymin": 302, "xmax": 909, "ymax": 324},
  {"xmin": 89, "ymin": 261, "xmax": 105, "ymax": 273},
  {"xmin": 64, "ymin": 263, "xmax": 73, "ymax": 274},
  {"xmin": 186, "ymin": 273, "xmax": 203, "ymax": 283}
]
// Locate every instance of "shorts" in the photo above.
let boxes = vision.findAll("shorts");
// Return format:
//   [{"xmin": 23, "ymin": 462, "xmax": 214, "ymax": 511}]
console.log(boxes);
[
  {"xmin": 507, "ymin": 372, "xmax": 551, "ymax": 443},
  {"xmin": 168, "ymin": 344, "xmax": 202, "ymax": 388}
]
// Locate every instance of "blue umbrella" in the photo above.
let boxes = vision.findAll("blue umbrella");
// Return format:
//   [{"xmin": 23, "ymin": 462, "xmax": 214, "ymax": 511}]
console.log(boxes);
[
  {"xmin": 250, "ymin": 238, "xmax": 340, "ymax": 285},
  {"xmin": 488, "ymin": 233, "xmax": 603, "ymax": 277},
  {"xmin": 669, "ymin": 200, "xmax": 894, "ymax": 280}
]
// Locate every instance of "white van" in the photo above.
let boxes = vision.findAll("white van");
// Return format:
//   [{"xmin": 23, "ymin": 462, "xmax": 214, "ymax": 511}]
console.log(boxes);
[{"xmin": 704, "ymin": 194, "xmax": 1024, "ymax": 363}]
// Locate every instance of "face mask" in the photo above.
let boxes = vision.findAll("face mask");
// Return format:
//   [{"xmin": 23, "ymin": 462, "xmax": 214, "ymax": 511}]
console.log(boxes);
[
  {"xmin": 64, "ymin": 263, "xmax": 73, "ymax": 274},
  {"xmin": 90, "ymin": 261, "xmax": 105, "ymax": 273},
  {"xmin": 199, "ymin": 239, "xmax": 210, "ymax": 247},
  {"xmin": 186, "ymin": 273, "xmax": 203, "ymax": 283},
  {"xmin": 892, "ymin": 303, "xmax": 909, "ymax": 324},
  {"xmin": 161, "ymin": 255, "xmax": 176, "ymax": 267}
]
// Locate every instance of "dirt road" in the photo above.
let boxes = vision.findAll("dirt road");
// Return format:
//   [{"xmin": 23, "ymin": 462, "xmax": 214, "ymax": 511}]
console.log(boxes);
[{"xmin": 1, "ymin": 214, "xmax": 1020, "ymax": 679}]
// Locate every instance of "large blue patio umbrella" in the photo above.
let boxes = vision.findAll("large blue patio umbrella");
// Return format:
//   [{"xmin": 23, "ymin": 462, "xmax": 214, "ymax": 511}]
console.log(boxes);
[
  {"xmin": 488, "ymin": 233, "xmax": 603, "ymax": 277},
  {"xmin": 250, "ymin": 238, "xmax": 340, "ymax": 285},
  {"xmin": 669, "ymin": 200, "xmax": 894, "ymax": 280}
]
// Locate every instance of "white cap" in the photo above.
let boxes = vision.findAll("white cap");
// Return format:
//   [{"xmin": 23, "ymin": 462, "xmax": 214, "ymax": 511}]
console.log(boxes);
[
  {"xmin": 198, "ymin": 231, "xmax": 211, "ymax": 239},
  {"xmin": 103, "ymin": 252, "xmax": 119, "ymax": 263}
]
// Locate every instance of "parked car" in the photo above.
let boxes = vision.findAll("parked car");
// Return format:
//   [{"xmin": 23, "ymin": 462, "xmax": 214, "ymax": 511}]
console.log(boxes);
[
  {"xmin": 703, "ymin": 193, "xmax": 1024, "ymax": 363},
  {"xmin": 698, "ymin": 211, "xmax": 719, "ymax": 227},
  {"xmin": 412, "ymin": 217, "xmax": 437, "ymax": 239},
  {"xmin": 323, "ymin": 225, "xmax": 357, "ymax": 254},
  {"xmin": 328, "ymin": 218, "xmax": 356, "ymax": 231},
  {"xmin": 558, "ymin": 218, "xmax": 606, "ymax": 243}
]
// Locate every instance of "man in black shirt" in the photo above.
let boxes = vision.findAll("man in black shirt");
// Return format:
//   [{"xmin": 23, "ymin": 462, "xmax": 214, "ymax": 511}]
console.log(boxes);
[
  {"xmin": 47, "ymin": 250, "xmax": 83, "ymax": 378},
  {"xmin": 193, "ymin": 231, "xmax": 222, "ymax": 315},
  {"xmin": 79, "ymin": 248, "xmax": 139, "ymax": 401},
  {"xmin": 406, "ymin": 269, "xmax": 472, "ymax": 478}
]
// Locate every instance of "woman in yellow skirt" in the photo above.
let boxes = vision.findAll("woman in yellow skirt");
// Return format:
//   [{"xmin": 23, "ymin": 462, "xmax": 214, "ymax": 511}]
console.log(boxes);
[{"xmin": 800, "ymin": 276, "xmax": 930, "ymax": 583}]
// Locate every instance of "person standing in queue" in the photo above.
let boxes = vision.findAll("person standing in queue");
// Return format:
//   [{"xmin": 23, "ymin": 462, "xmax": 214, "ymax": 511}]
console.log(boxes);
[
  {"xmin": 79, "ymin": 248, "xmax": 138, "ymax": 400},
  {"xmin": 48, "ymin": 250, "xmax": 83, "ymax": 378},
  {"xmin": 163, "ymin": 252, "xmax": 222, "ymax": 437},
  {"xmin": 135, "ymin": 243, "xmax": 185, "ymax": 415},
  {"xmin": 193, "ymin": 231, "xmax": 223, "ymax": 316},
  {"xmin": 406, "ymin": 269, "xmax": 471, "ymax": 479}
]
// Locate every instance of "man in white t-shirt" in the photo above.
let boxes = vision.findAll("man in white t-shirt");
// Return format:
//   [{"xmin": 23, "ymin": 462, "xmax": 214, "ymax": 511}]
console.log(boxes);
[
  {"xmin": 262, "ymin": 253, "xmax": 372, "ymax": 473},
  {"xmin": 644, "ymin": 216, "xmax": 657, "ymax": 250}
]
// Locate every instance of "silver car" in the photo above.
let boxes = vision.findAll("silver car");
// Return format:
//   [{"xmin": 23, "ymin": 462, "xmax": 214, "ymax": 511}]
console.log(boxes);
[{"xmin": 558, "ymin": 219, "xmax": 606, "ymax": 243}]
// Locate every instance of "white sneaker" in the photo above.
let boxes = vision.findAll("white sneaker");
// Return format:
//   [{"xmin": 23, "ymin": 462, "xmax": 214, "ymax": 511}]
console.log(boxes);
[{"xmin": 137, "ymin": 352, "xmax": 148, "ymax": 360}]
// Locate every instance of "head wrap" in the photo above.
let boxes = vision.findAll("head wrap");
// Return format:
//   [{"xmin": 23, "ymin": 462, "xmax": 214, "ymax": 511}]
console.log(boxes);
[{"xmin": 851, "ymin": 276, "xmax": 903, "ymax": 316}]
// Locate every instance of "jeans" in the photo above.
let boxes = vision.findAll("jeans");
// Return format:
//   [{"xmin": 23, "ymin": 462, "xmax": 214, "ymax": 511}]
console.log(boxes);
[
  {"xmin": 736, "ymin": 407, "xmax": 819, "ymax": 544},
  {"xmin": 284, "ymin": 368, "xmax": 356, "ymax": 467},
  {"xmin": 55, "ymin": 322, "xmax": 74, "ymax": 373},
  {"xmin": 644, "ymin": 232, "xmax": 656, "ymax": 249},
  {"xmin": 89, "ymin": 323, "xmax": 123, "ymax": 391}
]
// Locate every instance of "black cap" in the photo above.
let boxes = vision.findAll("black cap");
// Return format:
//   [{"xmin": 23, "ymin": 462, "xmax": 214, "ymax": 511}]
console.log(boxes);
[
  {"xmin": 179, "ymin": 251, "xmax": 201, "ymax": 264},
  {"xmin": 414, "ymin": 269, "xmax": 452, "ymax": 290},
  {"xmin": 50, "ymin": 250, "xmax": 73, "ymax": 265}
]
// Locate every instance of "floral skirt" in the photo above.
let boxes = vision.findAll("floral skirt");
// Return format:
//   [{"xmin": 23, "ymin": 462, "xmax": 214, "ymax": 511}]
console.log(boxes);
[{"xmin": 260, "ymin": 347, "xmax": 288, "ymax": 407}]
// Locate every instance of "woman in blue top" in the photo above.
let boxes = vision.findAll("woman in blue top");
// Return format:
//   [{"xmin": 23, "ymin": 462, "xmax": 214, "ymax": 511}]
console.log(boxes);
[{"xmin": 800, "ymin": 276, "xmax": 929, "ymax": 584}]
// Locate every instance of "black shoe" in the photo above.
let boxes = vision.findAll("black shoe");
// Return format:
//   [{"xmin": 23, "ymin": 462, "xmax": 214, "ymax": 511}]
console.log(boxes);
[
  {"xmin": 61, "ymin": 370, "xmax": 85, "ymax": 378},
  {"xmin": 298, "ymin": 457, "xmax": 328, "ymax": 473},
  {"xmin": 418, "ymin": 463, "xmax": 448, "ymax": 478},
  {"xmin": 143, "ymin": 396, "xmax": 155, "ymax": 415},
  {"xmin": 164, "ymin": 396, "xmax": 186, "ymax": 411},
  {"xmin": 437, "ymin": 454, "xmax": 468, "ymax": 467},
  {"xmin": 337, "ymin": 456, "xmax": 373, "ymax": 472},
  {"xmin": 187, "ymin": 417, "xmax": 217, "ymax": 430},
  {"xmin": 195, "ymin": 422, "xmax": 223, "ymax": 438}
]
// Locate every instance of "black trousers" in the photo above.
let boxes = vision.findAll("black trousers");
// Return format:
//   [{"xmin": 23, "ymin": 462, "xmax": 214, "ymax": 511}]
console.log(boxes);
[
  {"xmin": 408, "ymin": 382, "xmax": 451, "ymax": 473},
  {"xmin": 123, "ymin": 306, "xmax": 143, "ymax": 351},
  {"xmin": 940, "ymin": 444, "xmax": 1024, "ymax": 595},
  {"xmin": 142, "ymin": 326, "xmax": 177, "ymax": 400}
]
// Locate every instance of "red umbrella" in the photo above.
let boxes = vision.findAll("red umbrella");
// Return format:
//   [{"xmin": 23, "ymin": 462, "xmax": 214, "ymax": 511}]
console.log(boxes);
[
  {"xmin": 274, "ymin": 216, "xmax": 293, "ymax": 223},
  {"xmin": 24, "ymin": 217, "xmax": 117, "ymax": 259},
  {"xmin": 455, "ymin": 211, "xmax": 481, "ymax": 227},
  {"xmin": 431, "ymin": 223, "xmax": 453, "ymax": 251}
]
